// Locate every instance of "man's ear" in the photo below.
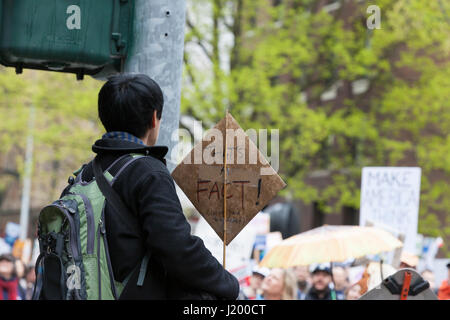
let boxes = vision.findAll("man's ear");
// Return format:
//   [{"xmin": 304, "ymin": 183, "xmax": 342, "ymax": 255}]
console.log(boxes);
[{"xmin": 150, "ymin": 110, "xmax": 157, "ymax": 129}]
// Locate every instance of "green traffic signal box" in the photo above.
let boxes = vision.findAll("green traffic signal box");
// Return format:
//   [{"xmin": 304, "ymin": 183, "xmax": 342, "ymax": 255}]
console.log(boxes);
[{"xmin": 0, "ymin": 0, "xmax": 134, "ymax": 80}]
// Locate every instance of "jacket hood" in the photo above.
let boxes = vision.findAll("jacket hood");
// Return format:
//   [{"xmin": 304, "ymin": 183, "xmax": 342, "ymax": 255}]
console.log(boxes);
[{"xmin": 92, "ymin": 138, "xmax": 168, "ymax": 164}]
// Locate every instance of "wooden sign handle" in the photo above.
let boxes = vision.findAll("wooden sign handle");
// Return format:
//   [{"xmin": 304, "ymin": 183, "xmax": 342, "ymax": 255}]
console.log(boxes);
[{"xmin": 223, "ymin": 112, "xmax": 228, "ymax": 269}]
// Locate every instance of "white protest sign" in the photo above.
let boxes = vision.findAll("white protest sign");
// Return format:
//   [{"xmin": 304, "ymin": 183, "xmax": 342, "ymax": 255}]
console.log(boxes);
[
  {"xmin": 359, "ymin": 167, "xmax": 421, "ymax": 253},
  {"xmin": 251, "ymin": 212, "xmax": 270, "ymax": 235},
  {"xmin": 228, "ymin": 264, "xmax": 251, "ymax": 284},
  {"xmin": 0, "ymin": 238, "xmax": 11, "ymax": 255},
  {"xmin": 194, "ymin": 214, "xmax": 258, "ymax": 271},
  {"xmin": 347, "ymin": 265, "xmax": 365, "ymax": 285},
  {"xmin": 5, "ymin": 222, "xmax": 20, "ymax": 238},
  {"xmin": 265, "ymin": 232, "xmax": 283, "ymax": 252}
]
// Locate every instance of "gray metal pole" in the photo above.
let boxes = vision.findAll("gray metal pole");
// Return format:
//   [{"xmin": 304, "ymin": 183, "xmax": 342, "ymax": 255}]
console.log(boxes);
[
  {"xmin": 19, "ymin": 105, "xmax": 35, "ymax": 240},
  {"xmin": 124, "ymin": 0, "xmax": 186, "ymax": 173}
]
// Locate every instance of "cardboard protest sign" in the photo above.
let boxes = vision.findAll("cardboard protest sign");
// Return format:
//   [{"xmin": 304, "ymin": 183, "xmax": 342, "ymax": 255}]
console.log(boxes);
[
  {"xmin": 359, "ymin": 167, "xmax": 421, "ymax": 253},
  {"xmin": 173, "ymin": 113, "xmax": 286, "ymax": 245}
]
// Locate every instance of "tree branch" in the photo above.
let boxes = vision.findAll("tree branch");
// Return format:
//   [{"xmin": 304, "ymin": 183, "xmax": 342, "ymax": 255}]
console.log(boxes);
[
  {"xmin": 0, "ymin": 168, "xmax": 20, "ymax": 179},
  {"xmin": 186, "ymin": 14, "xmax": 213, "ymax": 62}
]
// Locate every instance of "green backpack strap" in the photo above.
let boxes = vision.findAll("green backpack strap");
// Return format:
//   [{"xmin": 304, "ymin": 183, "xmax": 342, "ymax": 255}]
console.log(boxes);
[
  {"xmin": 122, "ymin": 252, "xmax": 152, "ymax": 289},
  {"xmin": 93, "ymin": 154, "xmax": 151, "ymax": 296},
  {"xmin": 137, "ymin": 254, "xmax": 151, "ymax": 286},
  {"xmin": 72, "ymin": 153, "xmax": 143, "ymax": 181},
  {"xmin": 104, "ymin": 153, "xmax": 145, "ymax": 183}
]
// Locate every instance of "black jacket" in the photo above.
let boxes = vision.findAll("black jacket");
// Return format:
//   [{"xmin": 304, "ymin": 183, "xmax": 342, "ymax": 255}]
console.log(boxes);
[
  {"xmin": 305, "ymin": 286, "xmax": 333, "ymax": 300},
  {"xmin": 80, "ymin": 138, "xmax": 239, "ymax": 300}
]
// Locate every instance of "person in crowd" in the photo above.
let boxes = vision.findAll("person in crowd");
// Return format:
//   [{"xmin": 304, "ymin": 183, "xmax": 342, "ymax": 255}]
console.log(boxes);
[
  {"xmin": 260, "ymin": 268, "xmax": 297, "ymax": 300},
  {"xmin": 437, "ymin": 262, "xmax": 450, "ymax": 300},
  {"xmin": 345, "ymin": 282, "xmax": 362, "ymax": 300},
  {"xmin": 357, "ymin": 266, "xmax": 370, "ymax": 296},
  {"xmin": 14, "ymin": 258, "xmax": 27, "ymax": 300},
  {"xmin": 294, "ymin": 265, "xmax": 311, "ymax": 300},
  {"xmin": 421, "ymin": 269, "xmax": 438, "ymax": 295},
  {"xmin": 23, "ymin": 264, "xmax": 36, "ymax": 300},
  {"xmin": 332, "ymin": 265, "xmax": 349, "ymax": 300},
  {"xmin": 242, "ymin": 266, "xmax": 270, "ymax": 300},
  {"xmin": 399, "ymin": 252, "xmax": 419, "ymax": 269},
  {"xmin": 305, "ymin": 264, "xmax": 333, "ymax": 300},
  {"xmin": 0, "ymin": 254, "xmax": 22, "ymax": 300}
]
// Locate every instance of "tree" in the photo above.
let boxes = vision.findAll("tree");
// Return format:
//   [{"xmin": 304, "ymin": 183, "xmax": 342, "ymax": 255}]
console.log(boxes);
[
  {"xmin": 182, "ymin": 0, "xmax": 450, "ymax": 255},
  {"xmin": 0, "ymin": 67, "xmax": 103, "ymax": 214}
]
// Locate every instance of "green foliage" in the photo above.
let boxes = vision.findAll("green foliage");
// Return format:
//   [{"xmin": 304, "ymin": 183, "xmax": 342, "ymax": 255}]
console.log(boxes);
[
  {"xmin": 183, "ymin": 0, "xmax": 450, "ymax": 255},
  {"xmin": 0, "ymin": 68, "xmax": 103, "ymax": 204}
]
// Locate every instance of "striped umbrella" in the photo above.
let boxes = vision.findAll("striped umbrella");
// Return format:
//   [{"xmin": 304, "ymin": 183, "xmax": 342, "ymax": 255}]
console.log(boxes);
[{"xmin": 259, "ymin": 225, "xmax": 403, "ymax": 269}]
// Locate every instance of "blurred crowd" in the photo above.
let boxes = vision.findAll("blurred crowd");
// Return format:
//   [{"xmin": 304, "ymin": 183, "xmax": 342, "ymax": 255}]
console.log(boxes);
[
  {"xmin": 1, "ymin": 250, "xmax": 449, "ymax": 300},
  {"xmin": 238, "ymin": 258, "xmax": 450, "ymax": 300},
  {"xmin": 240, "ymin": 264, "xmax": 365, "ymax": 300},
  {"xmin": 0, "ymin": 254, "xmax": 35, "ymax": 300}
]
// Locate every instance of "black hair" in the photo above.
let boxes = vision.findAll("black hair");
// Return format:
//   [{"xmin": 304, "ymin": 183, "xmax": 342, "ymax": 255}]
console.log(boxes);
[{"xmin": 98, "ymin": 73, "xmax": 164, "ymax": 138}]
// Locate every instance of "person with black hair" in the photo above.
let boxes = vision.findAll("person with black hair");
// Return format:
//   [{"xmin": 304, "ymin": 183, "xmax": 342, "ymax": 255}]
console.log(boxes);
[
  {"xmin": 305, "ymin": 265, "xmax": 333, "ymax": 300},
  {"xmin": 294, "ymin": 265, "xmax": 311, "ymax": 300},
  {"xmin": 77, "ymin": 73, "xmax": 239, "ymax": 299}
]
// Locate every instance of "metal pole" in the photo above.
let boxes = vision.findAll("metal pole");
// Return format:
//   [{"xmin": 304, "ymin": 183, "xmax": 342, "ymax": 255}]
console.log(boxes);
[
  {"xmin": 124, "ymin": 0, "xmax": 186, "ymax": 173},
  {"xmin": 19, "ymin": 105, "xmax": 35, "ymax": 240}
]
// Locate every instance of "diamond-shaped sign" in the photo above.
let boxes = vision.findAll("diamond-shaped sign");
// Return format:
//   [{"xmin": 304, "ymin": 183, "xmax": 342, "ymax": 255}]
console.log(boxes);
[{"xmin": 172, "ymin": 113, "xmax": 286, "ymax": 245}]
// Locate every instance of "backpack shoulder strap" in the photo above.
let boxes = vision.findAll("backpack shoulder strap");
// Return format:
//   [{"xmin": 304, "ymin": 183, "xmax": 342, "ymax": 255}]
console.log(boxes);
[
  {"xmin": 92, "ymin": 155, "xmax": 134, "ymax": 223},
  {"xmin": 93, "ymin": 153, "xmax": 147, "ymax": 228},
  {"xmin": 121, "ymin": 253, "xmax": 151, "ymax": 289},
  {"xmin": 108, "ymin": 154, "xmax": 145, "ymax": 185},
  {"xmin": 92, "ymin": 154, "xmax": 151, "ymax": 291}
]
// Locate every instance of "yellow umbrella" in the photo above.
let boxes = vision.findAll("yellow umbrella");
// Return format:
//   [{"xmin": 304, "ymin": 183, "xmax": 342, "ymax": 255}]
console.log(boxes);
[{"xmin": 259, "ymin": 225, "xmax": 403, "ymax": 269}]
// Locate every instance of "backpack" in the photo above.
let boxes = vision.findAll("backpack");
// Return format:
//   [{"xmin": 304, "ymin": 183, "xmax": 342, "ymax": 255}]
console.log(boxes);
[{"xmin": 32, "ymin": 154, "xmax": 149, "ymax": 300}]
